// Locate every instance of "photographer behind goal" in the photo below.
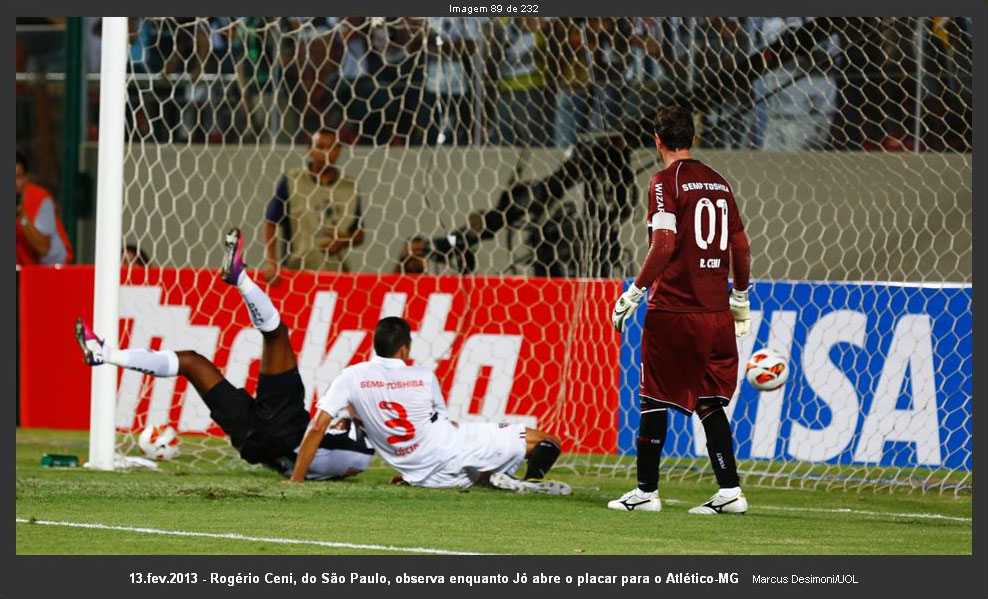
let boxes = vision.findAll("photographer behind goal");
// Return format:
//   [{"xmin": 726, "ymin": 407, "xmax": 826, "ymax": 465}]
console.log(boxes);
[{"xmin": 418, "ymin": 132, "xmax": 636, "ymax": 277}]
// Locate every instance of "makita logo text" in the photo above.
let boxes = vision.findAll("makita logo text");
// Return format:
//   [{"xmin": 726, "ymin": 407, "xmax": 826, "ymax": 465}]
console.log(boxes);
[{"xmin": 114, "ymin": 286, "xmax": 535, "ymax": 433}]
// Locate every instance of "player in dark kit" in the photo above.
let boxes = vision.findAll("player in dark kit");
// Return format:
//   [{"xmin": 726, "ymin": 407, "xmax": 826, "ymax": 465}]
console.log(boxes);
[
  {"xmin": 608, "ymin": 106, "xmax": 752, "ymax": 514},
  {"xmin": 75, "ymin": 228, "xmax": 374, "ymax": 479}
]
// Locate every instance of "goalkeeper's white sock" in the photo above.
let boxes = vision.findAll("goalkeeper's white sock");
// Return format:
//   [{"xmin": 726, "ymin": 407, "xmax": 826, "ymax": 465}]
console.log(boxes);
[
  {"xmin": 236, "ymin": 270, "xmax": 281, "ymax": 333},
  {"xmin": 718, "ymin": 486, "xmax": 742, "ymax": 499},
  {"xmin": 105, "ymin": 347, "xmax": 179, "ymax": 377}
]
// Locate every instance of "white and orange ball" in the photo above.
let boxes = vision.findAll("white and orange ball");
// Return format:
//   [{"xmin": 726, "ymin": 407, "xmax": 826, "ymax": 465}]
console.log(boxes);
[
  {"xmin": 138, "ymin": 425, "xmax": 180, "ymax": 460},
  {"xmin": 745, "ymin": 348, "xmax": 789, "ymax": 392}
]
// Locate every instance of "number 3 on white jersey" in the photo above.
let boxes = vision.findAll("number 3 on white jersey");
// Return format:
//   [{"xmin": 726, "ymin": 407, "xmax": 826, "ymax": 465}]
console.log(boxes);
[
  {"xmin": 694, "ymin": 197, "xmax": 729, "ymax": 251},
  {"xmin": 379, "ymin": 400, "xmax": 416, "ymax": 444}
]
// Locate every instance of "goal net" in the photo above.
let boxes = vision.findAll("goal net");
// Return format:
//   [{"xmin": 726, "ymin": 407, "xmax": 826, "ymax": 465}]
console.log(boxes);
[{"xmin": 107, "ymin": 16, "xmax": 971, "ymax": 492}]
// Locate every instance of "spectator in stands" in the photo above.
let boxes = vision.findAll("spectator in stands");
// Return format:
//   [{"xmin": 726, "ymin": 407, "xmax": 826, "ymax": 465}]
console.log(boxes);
[
  {"xmin": 585, "ymin": 18, "xmax": 633, "ymax": 134},
  {"xmin": 394, "ymin": 237, "xmax": 429, "ymax": 275},
  {"xmin": 695, "ymin": 17, "xmax": 753, "ymax": 149},
  {"xmin": 746, "ymin": 17, "xmax": 840, "ymax": 150},
  {"xmin": 229, "ymin": 17, "xmax": 277, "ymax": 141},
  {"xmin": 325, "ymin": 18, "xmax": 382, "ymax": 145},
  {"xmin": 346, "ymin": 17, "xmax": 423, "ymax": 145},
  {"xmin": 491, "ymin": 17, "xmax": 552, "ymax": 146},
  {"xmin": 122, "ymin": 244, "xmax": 151, "ymax": 267},
  {"xmin": 262, "ymin": 129, "xmax": 364, "ymax": 283},
  {"xmin": 922, "ymin": 16, "xmax": 973, "ymax": 152},
  {"xmin": 622, "ymin": 17, "xmax": 668, "ymax": 139},
  {"xmin": 118, "ymin": 18, "xmax": 233, "ymax": 143},
  {"xmin": 290, "ymin": 18, "xmax": 423, "ymax": 146},
  {"xmin": 371, "ymin": 18, "xmax": 425, "ymax": 145},
  {"xmin": 415, "ymin": 17, "xmax": 486, "ymax": 145},
  {"xmin": 547, "ymin": 18, "xmax": 591, "ymax": 147},
  {"xmin": 144, "ymin": 18, "xmax": 214, "ymax": 143},
  {"xmin": 829, "ymin": 18, "xmax": 908, "ymax": 151},
  {"xmin": 280, "ymin": 18, "xmax": 347, "ymax": 141},
  {"xmin": 15, "ymin": 151, "xmax": 73, "ymax": 266}
]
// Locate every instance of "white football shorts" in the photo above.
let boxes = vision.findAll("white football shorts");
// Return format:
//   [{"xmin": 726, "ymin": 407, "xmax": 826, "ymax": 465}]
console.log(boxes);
[
  {"xmin": 414, "ymin": 422, "xmax": 527, "ymax": 489},
  {"xmin": 305, "ymin": 447, "xmax": 374, "ymax": 480}
]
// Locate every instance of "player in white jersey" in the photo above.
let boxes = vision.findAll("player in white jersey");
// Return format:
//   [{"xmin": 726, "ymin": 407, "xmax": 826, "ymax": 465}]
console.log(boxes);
[
  {"xmin": 75, "ymin": 228, "xmax": 374, "ymax": 480},
  {"xmin": 289, "ymin": 317, "xmax": 571, "ymax": 494}
]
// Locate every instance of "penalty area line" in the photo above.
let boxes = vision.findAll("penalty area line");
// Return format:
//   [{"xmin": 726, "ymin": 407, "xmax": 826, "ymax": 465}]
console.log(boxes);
[
  {"xmin": 15, "ymin": 518, "xmax": 489, "ymax": 555},
  {"xmin": 660, "ymin": 500, "xmax": 971, "ymax": 522}
]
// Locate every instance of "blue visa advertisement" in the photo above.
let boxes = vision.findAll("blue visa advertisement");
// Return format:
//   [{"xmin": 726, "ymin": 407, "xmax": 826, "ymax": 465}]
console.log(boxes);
[{"xmin": 618, "ymin": 280, "xmax": 972, "ymax": 471}]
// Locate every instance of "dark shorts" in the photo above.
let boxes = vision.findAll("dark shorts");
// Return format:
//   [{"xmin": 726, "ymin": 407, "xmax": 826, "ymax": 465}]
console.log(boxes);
[
  {"xmin": 201, "ymin": 368, "xmax": 310, "ymax": 467},
  {"xmin": 640, "ymin": 309, "xmax": 739, "ymax": 415}
]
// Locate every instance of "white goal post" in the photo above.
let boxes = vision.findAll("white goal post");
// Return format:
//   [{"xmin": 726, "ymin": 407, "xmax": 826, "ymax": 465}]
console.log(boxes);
[{"xmin": 87, "ymin": 16, "xmax": 128, "ymax": 470}]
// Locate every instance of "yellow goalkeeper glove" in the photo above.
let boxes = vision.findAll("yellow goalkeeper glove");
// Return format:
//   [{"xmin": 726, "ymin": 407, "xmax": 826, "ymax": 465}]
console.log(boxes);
[
  {"xmin": 729, "ymin": 288, "xmax": 751, "ymax": 337},
  {"xmin": 612, "ymin": 284, "xmax": 647, "ymax": 334}
]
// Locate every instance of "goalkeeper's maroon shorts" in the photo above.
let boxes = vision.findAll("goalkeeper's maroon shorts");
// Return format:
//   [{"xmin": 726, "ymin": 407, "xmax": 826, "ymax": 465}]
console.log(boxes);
[{"xmin": 639, "ymin": 308, "xmax": 739, "ymax": 415}]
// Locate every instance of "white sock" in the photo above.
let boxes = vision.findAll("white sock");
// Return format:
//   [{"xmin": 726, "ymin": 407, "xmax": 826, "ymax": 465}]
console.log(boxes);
[
  {"xmin": 718, "ymin": 486, "xmax": 742, "ymax": 499},
  {"xmin": 236, "ymin": 270, "xmax": 281, "ymax": 332},
  {"xmin": 106, "ymin": 347, "xmax": 179, "ymax": 377}
]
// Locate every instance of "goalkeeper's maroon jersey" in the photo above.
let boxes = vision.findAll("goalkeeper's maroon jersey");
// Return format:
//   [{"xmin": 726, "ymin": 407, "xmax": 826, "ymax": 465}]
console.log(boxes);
[{"xmin": 645, "ymin": 159, "xmax": 745, "ymax": 313}]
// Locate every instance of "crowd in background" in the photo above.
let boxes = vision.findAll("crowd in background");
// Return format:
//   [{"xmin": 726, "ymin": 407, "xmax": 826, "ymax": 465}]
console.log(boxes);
[
  {"xmin": 13, "ymin": 16, "xmax": 975, "ymax": 272},
  {"xmin": 17, "ymin": 16, "xmax": 975, "ymax": 154}
]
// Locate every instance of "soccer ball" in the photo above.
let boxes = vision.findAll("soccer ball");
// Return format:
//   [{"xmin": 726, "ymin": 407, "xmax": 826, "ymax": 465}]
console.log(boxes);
[
  {"xmin": 138, "ymin": 425, "xmax": 180, "ymax": 460},
  {"xmin": 745, "ymin": 349, "xmax": 789, "ymax": 391}
]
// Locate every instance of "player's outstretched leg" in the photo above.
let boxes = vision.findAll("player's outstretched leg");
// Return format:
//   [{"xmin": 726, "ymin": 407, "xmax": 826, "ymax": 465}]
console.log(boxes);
[
  {"xmin": 76, "ymin": 316, "xmax": 262, "ymax": 452},
  {"xmin": 607, "ymin": 400, "xmax": 666, "ymax": 512},
  {"xmin": 688, "ymin": 403, "xmax": 747, "ymax": 515},
  {"xmin": 489, "ymin": 429, "xmax": 571, "ymax": 495},
  {"xmin": 75, "ymin": 318, "xmax": 106, "ymax": 367},
  {"xmin": 219, "ymin": 226, "xmax": 307, "ymax": 471},
  {"xmin": 220, "ymin": 227, "xmax": 296, "ymax": 374},
  {"xmin": 75, "ymin": 317, "xmax": 180, "ymax": 377},
  {"xmin": 75, "ymin": 317, "xmax": 226, "ymax": 399},
  {"xmin": 221, "ymin": 227, "xmax": 281, "ymax": 334}
]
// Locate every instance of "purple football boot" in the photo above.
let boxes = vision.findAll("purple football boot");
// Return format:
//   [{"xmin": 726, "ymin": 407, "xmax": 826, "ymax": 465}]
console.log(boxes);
[
  {"xmin": 220, "ymin": 227, "xmax": 246, "ymax": 285},
  {"xmin": 74, "ymin": 317, "xmax": 105, "ymax": 366}
]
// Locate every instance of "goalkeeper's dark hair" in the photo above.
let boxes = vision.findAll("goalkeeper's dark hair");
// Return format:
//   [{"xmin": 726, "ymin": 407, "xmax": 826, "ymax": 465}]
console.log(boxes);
[
  {"xmin": 374, "ymin": 317, "xmax": 412, "ymax": 358},
  {"xmin": 16, "ymin": 151, "xmax": 28, "ymax": 171},
  {"xmin": 653, "ymin": 106, "xmax": 695, "ymax": 151}
]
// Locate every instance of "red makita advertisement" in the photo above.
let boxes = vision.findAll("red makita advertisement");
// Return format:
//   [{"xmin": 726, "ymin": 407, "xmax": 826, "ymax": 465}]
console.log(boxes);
[{"xmin": 19, "ymin": 266, "xmax": 621, "ymax": 452}]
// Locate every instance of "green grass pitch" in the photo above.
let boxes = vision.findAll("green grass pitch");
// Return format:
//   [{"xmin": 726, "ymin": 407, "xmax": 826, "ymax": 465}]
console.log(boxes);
[{"xmin": 16, "ymin": 429, "xmax": 971, "ymax": 555}]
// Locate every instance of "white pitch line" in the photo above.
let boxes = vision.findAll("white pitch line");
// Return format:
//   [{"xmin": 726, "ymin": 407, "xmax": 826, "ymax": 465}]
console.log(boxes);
[
  {"xmin": 660, "ymin": 499, "xmax": 971, "ymax": 522},
  {"xmin": 16, "ymin": 518, "xmax": 488, "ymax": 555}
]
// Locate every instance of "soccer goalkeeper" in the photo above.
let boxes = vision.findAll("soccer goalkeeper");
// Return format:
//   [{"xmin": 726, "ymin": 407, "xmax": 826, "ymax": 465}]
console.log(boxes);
[
  {"xmin": 75, "ymin": 229, "xmax": 374, "ymax": 479},
  {"xmin": 608, "ymin": 106, "xmax": 752, "ymax": 515}
]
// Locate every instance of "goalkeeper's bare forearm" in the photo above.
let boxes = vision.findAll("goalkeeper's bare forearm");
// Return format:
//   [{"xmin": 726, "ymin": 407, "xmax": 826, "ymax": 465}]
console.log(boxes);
[{"xmin": 288, "ymin": 410, "xmax": 332, "ymax": 483}]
